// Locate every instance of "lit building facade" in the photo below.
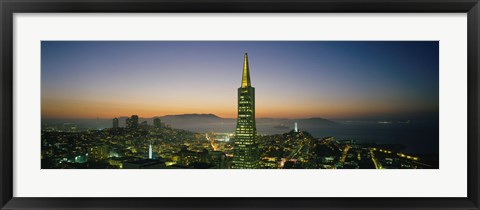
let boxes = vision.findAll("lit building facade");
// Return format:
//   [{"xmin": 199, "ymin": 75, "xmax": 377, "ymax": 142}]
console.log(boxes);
[
  {"xmin": 89, "ymin": 144, "xmax": 109, "ymax": 160},
  {"xmin": 232, "ymin": 53, "xmax": 260, "ymax": 169}
]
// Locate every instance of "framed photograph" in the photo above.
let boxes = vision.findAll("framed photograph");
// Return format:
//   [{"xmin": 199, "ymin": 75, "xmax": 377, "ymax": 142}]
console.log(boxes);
[{"xmin": 1, "ymin": 0, "xmax": 479, "ymax": 209}]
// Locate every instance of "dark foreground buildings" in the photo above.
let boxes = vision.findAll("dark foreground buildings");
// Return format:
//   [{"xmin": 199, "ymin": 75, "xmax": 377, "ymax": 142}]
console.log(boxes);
[{"xmin": 232, "ymin": 53, "xmax": 261, "ymax": 169}]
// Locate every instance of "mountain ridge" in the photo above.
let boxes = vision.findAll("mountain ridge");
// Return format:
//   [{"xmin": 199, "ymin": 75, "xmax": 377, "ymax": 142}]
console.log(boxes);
[{"xmin": 42, "ymin": 113, "xmax": 340, "ymax": 134}]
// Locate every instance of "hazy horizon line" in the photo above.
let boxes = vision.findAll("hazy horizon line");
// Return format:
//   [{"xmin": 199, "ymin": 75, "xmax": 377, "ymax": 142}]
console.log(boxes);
[{"xmin": 42, "ymin": 112, "xmax": 438, "ymax": 121}]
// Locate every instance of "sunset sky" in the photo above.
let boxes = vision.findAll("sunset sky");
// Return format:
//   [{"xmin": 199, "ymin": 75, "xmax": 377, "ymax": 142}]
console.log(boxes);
[{"xmin": 41, "ymin": 41, "xmax": 439, "ymax": 120}]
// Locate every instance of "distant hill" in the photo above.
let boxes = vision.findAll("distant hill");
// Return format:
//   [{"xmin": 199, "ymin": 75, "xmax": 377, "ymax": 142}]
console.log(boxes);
[
  {"xmin": 160, "ymin": 113, "xmax": 222, "ymax": 121},
  {"xmin": 297, "ymin": 117, "xmax": 339, "ymax": 127},
  {"xmin": 42, "ymin": 114, "xmax": 340, "ymax": 134},
  {"xmin": 151, "ymin": 114, "xmax": 339, "ymax": 133},
  {"xmin": 155, "ymin": 114, "xmax": 231, "ymax": 132}
]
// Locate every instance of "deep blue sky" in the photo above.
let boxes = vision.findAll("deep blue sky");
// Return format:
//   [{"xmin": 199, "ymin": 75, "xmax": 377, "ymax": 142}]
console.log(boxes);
[{"xmin": 42, "ymin": 41, "xmax": 439, "ymax": 120}]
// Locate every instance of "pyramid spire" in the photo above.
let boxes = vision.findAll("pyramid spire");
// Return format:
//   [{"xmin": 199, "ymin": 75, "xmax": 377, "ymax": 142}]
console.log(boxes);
[{"xmin": 241, "ymin": 52, "xmax": 251, "ymax": 88}]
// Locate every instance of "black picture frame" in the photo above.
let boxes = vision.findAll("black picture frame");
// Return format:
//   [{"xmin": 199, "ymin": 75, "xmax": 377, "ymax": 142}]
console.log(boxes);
[{"xmin": 1, "ymin": 0, "xmax": 479, "ymax": 209}]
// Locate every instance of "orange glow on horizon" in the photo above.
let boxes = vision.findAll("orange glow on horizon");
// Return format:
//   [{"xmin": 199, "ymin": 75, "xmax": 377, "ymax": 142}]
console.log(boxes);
[{"xmin": 42, "ymin": 96, "xmax": 432, "ymax": 119}]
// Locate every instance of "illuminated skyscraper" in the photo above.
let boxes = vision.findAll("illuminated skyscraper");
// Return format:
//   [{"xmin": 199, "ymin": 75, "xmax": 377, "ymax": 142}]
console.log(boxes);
[
  {"xmin": 112, "ymin": 117, "xmax": 119, "ymax": 128},
  {"xmin": 232, "ymin": 53, "xmax": 260, "ymax": 169}
]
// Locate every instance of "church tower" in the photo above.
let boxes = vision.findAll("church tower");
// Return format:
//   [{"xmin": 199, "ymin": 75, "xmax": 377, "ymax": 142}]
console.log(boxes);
[{"xmin": 232, "ymin": 53, "xmax": 260, "ymax": 169}]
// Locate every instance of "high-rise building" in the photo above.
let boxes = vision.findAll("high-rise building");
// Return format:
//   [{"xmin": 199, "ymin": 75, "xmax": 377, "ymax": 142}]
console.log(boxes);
[
  {"xmin": 112, "ymin": 117, "xmax": 119, "ymax": 128},
  {"xmin": 126, "ymin": 115, "xmax": 139, "ymax": 129},
  {"xmin": 232, "ymin": 53, "xmax": 260, "ymax": 169},
  {"xmin": 131, "ymin": 115, "xmax": 139, "ymax": 128},
  {"xmin": 153, "ymin": 118, "xmax": 161, "ymax": 129},
  {"xmin": 126, "ymin": 117, "xmax": 130, "ymax": 128}
]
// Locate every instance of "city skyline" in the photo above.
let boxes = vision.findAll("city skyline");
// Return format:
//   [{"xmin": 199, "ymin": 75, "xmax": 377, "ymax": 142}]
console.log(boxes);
[
  {"xmin": 42, "ymin": 48, "xmax": 439, "ymax": 169},
  {"xmin": 42, "ymin": 41, "xmax": 439, "ymax": 120}
]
